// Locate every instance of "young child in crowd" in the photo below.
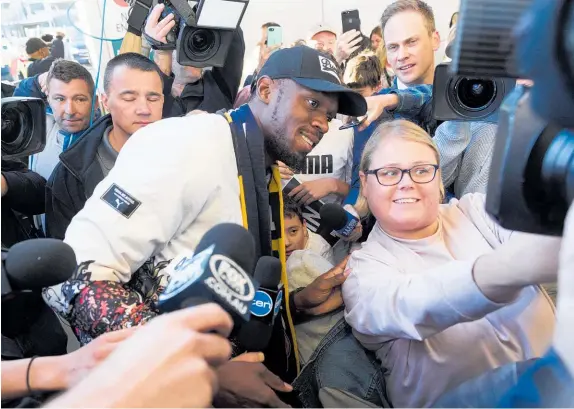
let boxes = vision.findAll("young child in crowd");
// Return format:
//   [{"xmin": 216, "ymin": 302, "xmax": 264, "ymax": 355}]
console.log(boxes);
[{"xmin": 283, "ymin": 201, "xmax": 343, "ymax": 364}]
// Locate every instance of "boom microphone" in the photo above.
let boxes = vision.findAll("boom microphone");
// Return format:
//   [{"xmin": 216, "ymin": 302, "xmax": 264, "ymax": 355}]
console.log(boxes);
[
  {"xmin": 237, "ymin": 256, "xmax": 283, "ymax": 351},
  {"xmin": 1, "ymin": 239, "xmax": 77, "ymax": 298},
  {"xmin": 158, "ymin": 223, "xmax": 259, "ymax": 325}
]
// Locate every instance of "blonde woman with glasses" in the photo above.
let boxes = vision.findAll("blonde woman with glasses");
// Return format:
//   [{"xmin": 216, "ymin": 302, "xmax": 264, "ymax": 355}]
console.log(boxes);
[{"xmin": 342, "ymin": 119, "xmax": 559, "ymax": 407}]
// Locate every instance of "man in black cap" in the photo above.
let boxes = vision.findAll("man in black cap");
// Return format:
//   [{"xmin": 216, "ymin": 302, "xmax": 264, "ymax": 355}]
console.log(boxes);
[
  {"xmin": 25, "ymin": 38, "xmax": 56, "ymax": 77},
  {"xmin": 44, "ymin": 46, "xmax": 366, "ymax": 407}
]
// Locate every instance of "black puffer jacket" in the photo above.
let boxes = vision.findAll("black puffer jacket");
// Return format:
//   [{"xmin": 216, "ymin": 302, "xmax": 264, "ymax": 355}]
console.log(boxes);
[{"xmin": 45, "ymin": 114, "xmax": 113, "ymax": 239}]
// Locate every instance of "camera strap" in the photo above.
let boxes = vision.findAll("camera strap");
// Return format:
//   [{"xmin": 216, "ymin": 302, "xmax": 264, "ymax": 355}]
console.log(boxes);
[{"xmin": 143, "ymin": 32, "xmax": 176, "ymax": 51}]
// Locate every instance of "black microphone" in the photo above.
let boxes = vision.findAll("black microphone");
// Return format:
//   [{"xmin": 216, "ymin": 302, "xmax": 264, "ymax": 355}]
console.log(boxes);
[
  {"xmin": 158, "ymin": 223, "xmax": 259, "ymax": 326},
  {"xmin": 318, "ymin": 203, "xmax": 360, "ymax": 239},
  {"xmin": 237, "ymin": 256, "xmax": 283, "ymax": 351},
  {"xmin": 1, "ymin": 239, "xmax": 77, "ymax": 298}
]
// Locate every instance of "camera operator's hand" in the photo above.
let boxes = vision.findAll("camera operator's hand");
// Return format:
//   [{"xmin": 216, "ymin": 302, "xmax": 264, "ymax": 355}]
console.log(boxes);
[
  {"xmin": 46, "ymin": 304, "xmax": 233, "ymax": 408},
  {"xmin": 1, "ymin": 174, "xmax": 7, "ymax": 197},
  {"xmin": 145, "ymin": 3, "xmax": 176, "ymax": 45},
  {"xmin": 214, "ymin": 361, "xmax": 292, "ymax": 408},
  {"xmin": 358, "ymin": 93, "xmax": 400, "ymax": 131},
  {"xmin": 294, "ymin": 256, "xmax": 350, "ymax": 315},
  {"xmin": 335, "ymin": 29, "xmax": 362, "ymax": 64}
]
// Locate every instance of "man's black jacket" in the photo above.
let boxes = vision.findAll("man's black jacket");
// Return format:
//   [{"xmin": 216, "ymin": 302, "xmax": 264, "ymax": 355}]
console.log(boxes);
[
  {"xmin": 27, "ymin": 56, "xmax": 56, "ymax": 78},
  {"xmin": 51, "ymin": 37, "xmax": 65, "ymax": 59},
  {"xmin": 162, "ymin": 27, "xmax": 245, "ymax": 117},
  {"xmin": 1, "ymin": 159, "xmax": 46, "ymax": 247},
  {"xmin": 45, "ymin": 115, "xmax": 113, "ymax": 240}
]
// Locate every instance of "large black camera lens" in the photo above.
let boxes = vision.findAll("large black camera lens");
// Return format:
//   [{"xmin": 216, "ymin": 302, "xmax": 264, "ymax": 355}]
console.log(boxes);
[
  {"xmin": 179, "ymin": 26, "xmax": 222, "ymax": 65},
  {"xmin": 454, "ymin": 78, "xmax": 497, "ymax": 111},
  {"xmin": 189, "ymin": 29, "xmax": 215, "ymax": 55},
  {"xmin": 1, "ymin": 105, "xmax": 31, "ymax": 155},
  {"xmin": 1, "ymin": 97, "xmax": 46, "ymax": 159}
]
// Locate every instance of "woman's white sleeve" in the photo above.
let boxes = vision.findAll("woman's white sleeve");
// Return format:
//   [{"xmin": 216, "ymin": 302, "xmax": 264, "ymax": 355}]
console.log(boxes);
[{"xmin": 343, "ymin": 249, "xmax": 506, "ymax": 342}]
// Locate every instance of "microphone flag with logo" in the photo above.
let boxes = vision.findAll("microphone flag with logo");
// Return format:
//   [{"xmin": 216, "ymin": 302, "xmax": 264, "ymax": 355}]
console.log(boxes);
[
  {"xmin": 158, "ymin": 223, "xmax": 259, "ymax": 326},
  {"xmin": 237, "ymin": 256, "xmax": 283, "ymax": 351}
]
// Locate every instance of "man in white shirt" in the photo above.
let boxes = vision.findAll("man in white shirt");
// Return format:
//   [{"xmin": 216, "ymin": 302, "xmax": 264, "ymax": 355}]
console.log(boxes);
[{"xmin": 44, "ymin": 46, "xmax": 366, "ymax": 407}]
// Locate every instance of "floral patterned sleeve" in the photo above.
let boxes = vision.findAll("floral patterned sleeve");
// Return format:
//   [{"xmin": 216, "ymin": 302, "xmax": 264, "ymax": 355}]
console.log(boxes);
[
  {"xmin": 44, "ymin": 258, "xmax": 244, "ymax": 352},
  {"xmin": 69, "ymin": 281, "xmax": 158, "ymax": 345},
  {"xmin": 44, "ymin": 258, "xmax": 168, "ymax": 346}
]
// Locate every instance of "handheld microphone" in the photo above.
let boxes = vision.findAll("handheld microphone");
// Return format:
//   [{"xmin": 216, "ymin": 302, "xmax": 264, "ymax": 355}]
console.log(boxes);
[
  {"xmin": 283, "ymin": 177, "xmax": 360, "ymax": 243},
  {"xmin": 237, "ymin": 256, "xmax": 283, "ymax": 351},
  {"xmin": 1, "ymin": 239, "xmax": 77, "ymax": 298},
  {"xmin": 158, "ymin": 223, "xmax": 259, "ymax": 326},
  {"xmin": 319, "ymin": 203, "xmax": 360, "ymax": 239}
]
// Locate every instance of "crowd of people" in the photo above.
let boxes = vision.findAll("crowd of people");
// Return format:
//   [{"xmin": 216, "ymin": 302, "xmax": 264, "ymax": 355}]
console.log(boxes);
[{"xmin": 2, "ymin": 0, "xmax": 573, "ymax": 407}]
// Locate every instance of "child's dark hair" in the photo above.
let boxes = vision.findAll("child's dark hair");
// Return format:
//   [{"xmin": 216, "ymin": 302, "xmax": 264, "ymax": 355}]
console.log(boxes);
[{"xmin": 283, "ymin": 199, "xmax": 303, "ymax": 223}]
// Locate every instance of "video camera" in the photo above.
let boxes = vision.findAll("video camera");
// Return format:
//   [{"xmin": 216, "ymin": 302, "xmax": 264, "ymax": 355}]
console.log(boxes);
[
  {"xmin": 432, "ymin": 63, "xmax": 515, "ymax": 122},
  {"xmin": 450, "ymin": 0, "xmax": 574, "ymax": 236},
  {"xmin": 149, "ymin": 0, "xmax": 248, "ymax": 68},
  {"xmin": 1, "ymin": 97, "xmax": 46, "ymax": 160}
]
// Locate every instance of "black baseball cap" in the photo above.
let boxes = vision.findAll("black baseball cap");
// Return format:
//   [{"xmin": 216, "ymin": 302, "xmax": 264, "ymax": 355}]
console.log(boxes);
[{"xmin": 258, "ymin": 46, "xmax": 367, "ymax": 117}]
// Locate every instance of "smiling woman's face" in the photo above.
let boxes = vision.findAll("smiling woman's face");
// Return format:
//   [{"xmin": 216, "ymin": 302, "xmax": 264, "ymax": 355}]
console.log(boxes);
[{"xmin": 360, "ymin": 135, "xmax": 442, "ymax": 239}]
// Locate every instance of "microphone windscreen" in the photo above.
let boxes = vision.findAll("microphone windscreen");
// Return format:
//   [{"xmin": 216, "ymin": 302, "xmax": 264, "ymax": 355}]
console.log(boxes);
[
  {"xmin": 253, "ymin": 256, "xmax": 282, "ymax": 288},
  {"xmin": 320, "ymin": 203, "xmax": 348, "ymax": 231},
  {"xmin": 5, "ymin": 239, "xmax": 76, "ymax": 290},
  {"xmin": 194, "ymin": 223, "xmax": 256, "ymax": 277}
]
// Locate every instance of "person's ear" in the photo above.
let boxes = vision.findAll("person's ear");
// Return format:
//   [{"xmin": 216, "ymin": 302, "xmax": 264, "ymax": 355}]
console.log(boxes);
[
  {"xmin": 256, "ymin": 76, "xmax": 273, "ymax": 104},
  {"xmin": 359, "ymin": 171, "xmax": 369, "ymax": 198},
  {"xmin": 431, "ymin": 30, "xmax": 440, "ymax": 52},
  {"xmin": 100, "ymin": 93, "xmax": 109, "ymax": 112},
  {"xmin": 437, "ymin": 169, "xmax": 445, "ymax": 203}
]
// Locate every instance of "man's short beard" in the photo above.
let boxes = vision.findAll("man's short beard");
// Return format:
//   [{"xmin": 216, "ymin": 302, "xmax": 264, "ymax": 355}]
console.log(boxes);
[
  {"xmin": 265, "ymin": 83, "xmax": 306, "ymax": 172},
  {"xmin": 265, "ymin": 136, "xmax": 305, "ymax": 173},
  {"xmin": 56, "ymin": 117, "xmax": 85, "ymax": 133}
]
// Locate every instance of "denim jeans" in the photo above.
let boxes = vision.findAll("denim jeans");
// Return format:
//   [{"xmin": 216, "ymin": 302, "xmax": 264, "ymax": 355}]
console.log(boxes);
[
  {"xmin": 433, "ymin": 359, "xmax": 538, "ymax": 408},
  {"xmin": 293, "ymin": 317, "xmax": 390, "ymax": 408}
]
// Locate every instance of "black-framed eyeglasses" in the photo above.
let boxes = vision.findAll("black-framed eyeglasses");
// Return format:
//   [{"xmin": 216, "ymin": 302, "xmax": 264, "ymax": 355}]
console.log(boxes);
[{"xmin": 365, "ymin": 164, "xmax": 439, "ymax": 186}]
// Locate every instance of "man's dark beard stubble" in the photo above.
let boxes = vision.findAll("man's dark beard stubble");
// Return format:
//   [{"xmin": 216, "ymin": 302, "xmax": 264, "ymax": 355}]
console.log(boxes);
[
  {"xmin": 264, "ymin": 135, "xmax": 306, "ymax": 173},
  {"xmin": 266, "ymin": 87, "xmax": 306, "ymax": 172}
]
